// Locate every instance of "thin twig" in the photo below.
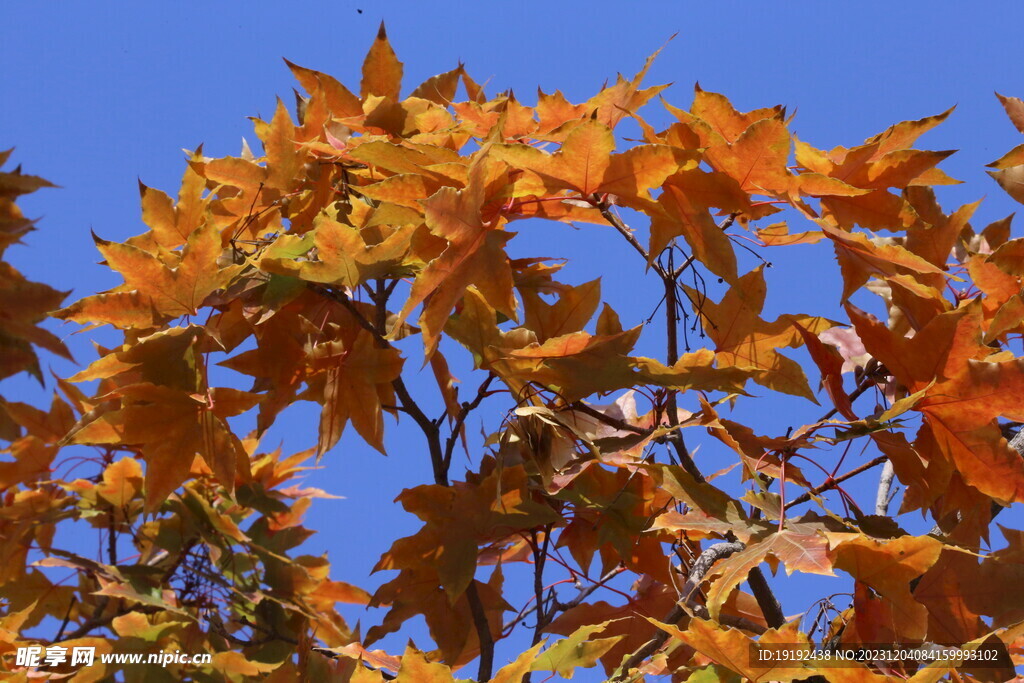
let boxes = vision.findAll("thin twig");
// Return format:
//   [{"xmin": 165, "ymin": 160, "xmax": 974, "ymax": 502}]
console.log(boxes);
[
  {"xmin": 784, "ymin": 455, "xmax": 887, "ymax": 510},
  {"xmin": 466, "ymin": 582, "xmax": 495, "ymax": 681},
  {"xmin": 443, "ymin": 374, "xmax": 496, "ymax": 472},
  {"xmin": 54, "ymin": 597, "xmax": 76, "ymax": 642},
  {"xmin": 598, "ymin": 204, "xmax": 669, "ymax": 279}
]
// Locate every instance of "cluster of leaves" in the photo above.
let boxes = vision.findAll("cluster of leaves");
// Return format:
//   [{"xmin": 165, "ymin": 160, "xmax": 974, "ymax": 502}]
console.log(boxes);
[{"xmin": 5, "ymin": 25, "xmax": 1024, "ymax": 682}]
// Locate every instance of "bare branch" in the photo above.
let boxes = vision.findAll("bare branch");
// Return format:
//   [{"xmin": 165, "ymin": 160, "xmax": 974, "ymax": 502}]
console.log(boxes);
[
  {"xmin": 443, "ymin": 373, "xmax": 496, "ymax": 472},
  {"xmin": 597, "ymin": 203, "xmax": 669, "ymax": 279},
  {"xmin": 874, "ymin": 460, "xmax": 896, "ymax": 516},
  {"xmin": 466, "ymin": 582, "xmax": 495, "ymax": 681}
]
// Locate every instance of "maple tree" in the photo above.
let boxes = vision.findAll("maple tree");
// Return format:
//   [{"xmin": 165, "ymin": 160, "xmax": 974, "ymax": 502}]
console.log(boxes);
[{"xmin": 5, "ymin": 25, "xmax": 1024, "ymax": 682}]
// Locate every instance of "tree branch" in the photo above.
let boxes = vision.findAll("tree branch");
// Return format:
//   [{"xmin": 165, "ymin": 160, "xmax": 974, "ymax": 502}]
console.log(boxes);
[
  {"xmin": 309, "ymin": 283, "xmax": 449, "ymax": 484},
  {"xmin": 613, "ymin": 541, "xmax": 746, "ymax": 681},
  {"xmin": 443, "ymin": 373, "xmax": 496, "ymax": 473},
  {"xmin": 597, "ymin": 204, "xmax": 669, "ymax": 279},
  {"xmin": 874, "ymin": 460, "xmax": 896, "ymax": 516},
  {"xmin": 784, "ymin": 454, "xmax": 887, "ymax": 510},
  {"xmin": 466, "ymin": 582, "xmax": 495, "ymax": 681}
]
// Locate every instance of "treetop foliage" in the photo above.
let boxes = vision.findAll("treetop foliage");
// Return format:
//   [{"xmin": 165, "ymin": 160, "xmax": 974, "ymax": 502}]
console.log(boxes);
[{"xmin": 4, "ymin": 23, "xmax": 1024, "ymax": 681}]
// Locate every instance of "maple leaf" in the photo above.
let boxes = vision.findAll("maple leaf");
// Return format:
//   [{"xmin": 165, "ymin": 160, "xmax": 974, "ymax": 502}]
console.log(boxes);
[
  {"xmin": 393, "ymin": 152, "xmax": 517, "ymax": 357},
  {"xmin": 849, "ymin": 302, "xmax": 1024, "ymax": 504},
  {"xmin": 827, "ymin": 533, "xmax": 944, "ymax": 641},
  {"xmin": 77, "ymin": 221, "xmax": 242, "ymax": 320},
  {"xmin": 61, "ymin": 328, "xmax": 257, "ymax": 509},
  {"xmin": 307, "ymin": 329, "xmax": 404, "ymax": 456},
  {"xmin": 361, "ymin": 23, "xmax": 403, "ymax": 101},
  {"xmin": 647, "ymin": 168, "xmax": 748, "ymax": 279},
  {"xmin": 376, "ymin": 466, "xmax": 558, "ymax": 601},
  {"xmin": 492, "ymin": 118, "xmax": 682, "ymax": 204},
  {"xmin": 495, "ymin": 328, "xmax": 643, "ymax": 402},
  {"xmin": 686, "ymin": 267, "xmax": 832, "ymax": 400},
  {"xmin": 820, "ymin": 221, "xmax": 948, "ymax": 301},
  {"xmin": 259, "ymin": 215, "xmax": 415, "ymax": 288}
]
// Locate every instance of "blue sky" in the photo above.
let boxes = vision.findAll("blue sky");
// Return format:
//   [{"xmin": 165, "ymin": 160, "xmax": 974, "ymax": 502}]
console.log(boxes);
[{"xmin": 5, "ymin": 1, "xmax": 1024, "ymax": 675}]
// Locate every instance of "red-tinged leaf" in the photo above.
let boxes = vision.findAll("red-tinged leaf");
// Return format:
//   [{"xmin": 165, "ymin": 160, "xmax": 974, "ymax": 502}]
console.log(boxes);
[
  {"xmin": 685, "ymin": 267, "xmax": 829, "ymax": 400},
  {"xmin": 793, "ymin": 321, "xmax": 856, "ymax": 419},
  {"xmin": 868, "ymin": 106, "xmax": 955, "ymax": 156},
  {"xmin": 68, "ymin": 388, "xmax": 248, "ymax": 509},
  {"xmin": 633, "ymin": 349, "xmax": 752, "ymax": 395},
  {"xmin": 704, "ymin": 116, "xmax": 793, "ymax": 195},
  {"xmin": 495, "ymin": 119, "xmax": 614, "ymax": 196},
  {"xmin": 795, "ymin": 172, "xmax": 871, "ymax": 198},
  {"xmin": 652, "ymin": 510, "xmax": 772, "ymax": 544},
  {"xmin": 912, "ymin": 550, "xmax": 988, "ymax": 645},
  {"xmin": 820, "ymin": 221, "xmax": 946, "ymax": 300},
  {"xmin": 756, "ymin": 223, "xmax": 824, "ymax": 246},
  {"xmin": 987, "ymin": 143, "xmax": 1024, "ymax": 170},
  {"xmin": 584, "ymin": 46, "xmax": 668, "ymax": 129},
  {"xmin": 361, "ymin": 23, "xmax": 403, "ymax": 101},
  {"xmin": 654, "ymin": 617, "xmax": 814, "ymax": 681},
  {"xmin": 865, "ymin": 149, "xmax": 956, "ymax": 189},
  {"xmin": 138, "ymin": 180, "xmax": 181, "ymax": 248},
  {"xmin": 989, "ymin": 238, "xmax": 1024, "ymax": 276},
  {"xmin": 690, "ymin": 85, "xmax": 785, "ymax": 144},
  {"xmin": 311, "ymin": 331, "xmax": 404, "ymax": 456},
  {"xmin": 497, "ymin": 328, "xmax": 643, "ymax": 402},
  {"xmin": 95, "ymin": 457, "xmax": 143, "ymax": 508},
  {"xmin": 821, "ymin": 188, "xmax": 917, "ymax": 232},
  {"xmin": 521, "ymin": 277, "xmax": 601, "ymax": 343},
  {"xmin": 285, "ymin": 59, "xmax": 364, "ymax": 118},
  {"xmin": 394, "ymin": 646, "xmax": 456, "ymax": 682},
  {"xmin": 650, "ymin": 169, "xmax": 743, "ymax": 279}
]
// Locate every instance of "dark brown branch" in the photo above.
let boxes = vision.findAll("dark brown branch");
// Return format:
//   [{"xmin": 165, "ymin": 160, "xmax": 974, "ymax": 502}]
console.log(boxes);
[
  {"xmin": 53, "ymin": 597, "xmax": 76, "ymax": 642},
  {"xmin": 443, "ymin": 374, "xmax": 496, "ymax": 472},
  {"xmin": 746, "ymin": 566, "xmax": 785, "ymax": 628},
  {"xmin": 107, "ymin": 507, "xmax": 117, "ymax": 565},
  {"xmin": 600, "ymin": 203, "xmax": 783, "ymax": 661},
  {"xmin": 466, "ymin": 582, "xmax": 495, "ymax": 681},
  {"xmin": 309, "ymin": 283, "xmax": 448, "ymax": 484}
]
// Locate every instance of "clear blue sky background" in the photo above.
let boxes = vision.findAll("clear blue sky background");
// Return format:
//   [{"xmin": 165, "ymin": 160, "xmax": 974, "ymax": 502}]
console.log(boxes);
[{"xmin": 4, "ymin": 2, "xmax": 1024, "ymax": 676}]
